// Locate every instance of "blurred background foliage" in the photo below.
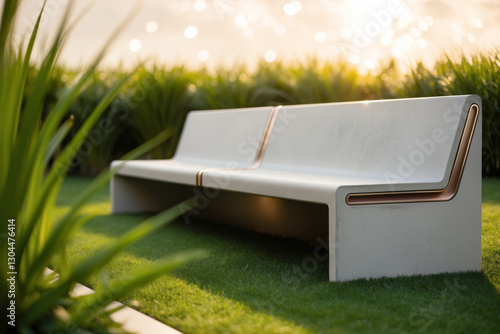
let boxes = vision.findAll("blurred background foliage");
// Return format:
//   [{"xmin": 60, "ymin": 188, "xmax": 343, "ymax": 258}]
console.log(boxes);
[{"xmin": 30, "ymin": 50, "xmax": 500, "ymax": 177}]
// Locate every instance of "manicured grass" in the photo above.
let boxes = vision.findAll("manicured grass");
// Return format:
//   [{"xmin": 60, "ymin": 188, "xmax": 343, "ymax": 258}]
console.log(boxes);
[{"xmin": 54, "ymin": 177, "xmax": 500, "ymax": 334}]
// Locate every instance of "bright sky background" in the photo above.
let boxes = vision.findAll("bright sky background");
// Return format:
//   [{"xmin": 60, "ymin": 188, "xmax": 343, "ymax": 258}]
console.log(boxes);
[{"xmin": 10, "ymin": 0, "xmax": 500, "ymax": 73}]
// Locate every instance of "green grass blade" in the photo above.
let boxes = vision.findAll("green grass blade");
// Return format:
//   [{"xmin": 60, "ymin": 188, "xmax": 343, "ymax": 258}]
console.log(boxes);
[
  {"xmin": 21, "ymin": 198, "xmax": 194, "ymax": 326},
  {"xmin": 0, "ymin": 0, "xmax": 18, "ymax": 57},
  {"xmin": 71, "ymin": 250, "xmax": 207, "ymax": 324},
  {"xmin": 44, "ymin": 116, "xmax": 74, "ymax": 167},
  {"xmin": 16, "ymin": 73, "xmax": 134, "ymax": 265},
  {"xmin": 22, "ymin": 128, "xmax": 174, "ymax": 289},
  {"xmin": 1, "ymin": 1, "xmax": 70, "ymax": 233}
]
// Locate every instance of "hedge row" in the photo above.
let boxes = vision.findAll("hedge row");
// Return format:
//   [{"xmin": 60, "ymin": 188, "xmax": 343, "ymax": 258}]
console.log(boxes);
[{"xmin": 29, "ymin": 51, "xmax": 500, "ymax": 177}]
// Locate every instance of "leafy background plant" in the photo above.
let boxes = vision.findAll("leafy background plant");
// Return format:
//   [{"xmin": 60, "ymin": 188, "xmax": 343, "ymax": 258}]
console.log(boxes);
[
  {"xmin": 124, "ymin": 66, "xmax": 194, "ymax": 159},
  {"xmin": 23, "ymin": 51, "xmax": 499, "ymax": 177},
  {"xmin": 0, "ymin": 1, "xmax": 204, "ymax": 333},
  {"xmin": 191, "ymin": 65, "xmax": 283, "ymax": 109},
  {"xmin": 393, "ymin": 51, "xmax": 500, "ymax": 176},
  {"xmin": 286, "ymin": 58, "xmax": 368, "ymax": 104}
]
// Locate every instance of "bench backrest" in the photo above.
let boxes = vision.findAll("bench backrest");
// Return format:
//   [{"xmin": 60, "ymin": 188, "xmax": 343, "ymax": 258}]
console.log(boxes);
[
  {"xmin": 174, "ymin": 107, "xmax": 273, "ymax": 167},
  {"xmin": 261, "ymin": 95, "xmax": 478, "ymax": 183}
]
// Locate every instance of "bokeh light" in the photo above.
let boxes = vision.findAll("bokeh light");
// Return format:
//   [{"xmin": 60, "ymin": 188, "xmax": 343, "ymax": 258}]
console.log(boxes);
[
  {"xmin": 234, "ymin": 14, "xmax": 249, "ymax": 29},
  {"xmin": 264, "ymin": 50, "xmax": 277, "ymax": 63},
  {"xmin": 128, "ymin": 39, "xmax": 142, "ymax": 52},
  {"xmin": 365, "ymin": 59, "xmax": 376, "ymax": 70},
  {"xmin": 193, "ymin": 0, "xmax": 207, "ymax": 12},
  {"xmin": 198, "ymin": 49, "xmax": 209, "ymax": 62},
  {"xmin": 184, "ymin": 25, "xmax": 198, "ymax": 39},
  {"xmin": 15, "ymin": 0, "xmax": 500, "ymax": 71},
  {"xmin": 283, "ymin": 1, "xmax": 302, "ymax": 16},
  {"xmin": 314, "ymin": 31, "xmax": 327, "ymax": 43},
  {"xmin": 145, "ymin": 21, "xmax": 158, "ymax": 34}
]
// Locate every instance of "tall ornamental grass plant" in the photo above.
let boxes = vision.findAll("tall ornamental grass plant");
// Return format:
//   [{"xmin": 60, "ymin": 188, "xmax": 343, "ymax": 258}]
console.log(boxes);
[{"xmin": 0, "ymin": 1, "xmax": 204, "ymax": 333}]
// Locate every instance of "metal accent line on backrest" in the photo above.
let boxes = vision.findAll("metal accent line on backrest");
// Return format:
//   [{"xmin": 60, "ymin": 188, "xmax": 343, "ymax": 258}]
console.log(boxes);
[
  {"xmin": 345, "ymin": 104, "xmax": 479, "ymax": 205},
  {"xmin": 195, "ymin": 105, "xmax": 282, "ymax": 187}
]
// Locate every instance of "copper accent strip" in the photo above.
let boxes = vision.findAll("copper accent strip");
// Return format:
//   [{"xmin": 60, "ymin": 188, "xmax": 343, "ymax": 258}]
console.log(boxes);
[
  {"xmin": 195, "ymin": 106, "xmax": 282, "ymax": 187},
  {"xmin": 346, "ymin": 104, "xmax": 479, "ymax": 206}
]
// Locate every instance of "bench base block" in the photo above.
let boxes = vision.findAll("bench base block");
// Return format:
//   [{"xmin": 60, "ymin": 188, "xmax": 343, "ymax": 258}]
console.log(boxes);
[
  {"xmin": 112, "ymin": 175, "xmax": 329, "ymax": 243},
  {"xmin": 333, "ymin": 114, "xmax": 482, "ymax": 281}
]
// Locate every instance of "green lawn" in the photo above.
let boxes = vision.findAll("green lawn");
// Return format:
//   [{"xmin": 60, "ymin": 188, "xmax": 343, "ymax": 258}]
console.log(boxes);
[{"xmin": 54, "ymin": 177, "xmax": 500, "ymax": 334}]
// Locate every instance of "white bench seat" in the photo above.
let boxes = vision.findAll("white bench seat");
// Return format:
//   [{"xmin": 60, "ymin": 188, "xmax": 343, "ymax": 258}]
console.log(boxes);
[
  {"xmin": 111, "ymin": 95, "xmax": 482, "ymax": 281},
  {"xmin": 112, "ymin": 106, "xmax": 275, "ymax": 211},
  {"xmin": 113, "ymin": 160, "xmax": 218, "ymax": 185},
  {"xmin": 202, "ymin": 168, "xmax": 383, "ymax": 203}
]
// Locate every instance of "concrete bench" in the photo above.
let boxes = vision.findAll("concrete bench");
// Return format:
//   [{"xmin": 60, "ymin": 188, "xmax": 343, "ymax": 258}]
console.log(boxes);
[
  {"xmin": 111, "ymin": 106, "xmax": 275, "ymax": 212},
  {"xmin": 111, "ymin": 95, "xmax": 482, "ymax": 282}
]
